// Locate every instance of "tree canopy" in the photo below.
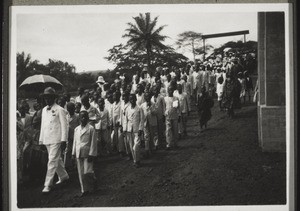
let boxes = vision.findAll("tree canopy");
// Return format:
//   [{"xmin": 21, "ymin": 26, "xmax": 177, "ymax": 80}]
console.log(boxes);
[
  {"xmin": 213, "ymin": 40, "xmax": 257, "ymax": 55},
  {"xmin": 105, "ymin": 43, "xmax": 188, "ymax": 80},
  {"xmin": 105, "ymin": 13, "xmax": 189, "ymax": 78},
  {"xmin": 17, "ymin": 52, "xmax": 96, "ymax": 98},
  {"xmin": 175, "ymin": 31, "xmax": 203, "ymax": 62},
  {"xmin": 122, "ymin": 13, "xmax": 169, "ymax": 69}
]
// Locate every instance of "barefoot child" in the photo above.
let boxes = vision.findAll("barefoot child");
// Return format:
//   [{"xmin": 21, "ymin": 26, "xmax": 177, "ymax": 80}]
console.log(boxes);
[{"xmin": 72, "ymin": 111, "xmax": 97, "ymax": 197}]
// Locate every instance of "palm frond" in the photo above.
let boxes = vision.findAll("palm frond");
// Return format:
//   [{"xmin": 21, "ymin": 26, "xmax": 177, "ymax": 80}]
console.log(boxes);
[
  {"xmin": 133, "ymin": 14, "xmax": 146, "ymax": 33},
  {"xmin": 145, "ymin": 12, "xmax": 151, "ymax": 33},
  {"xmin": 152, "ymin": 25, "xmax": 167, "ymax": 35},
  {"xmin": 148, "ymin": 16, "xmax": 158, "ymax": 33}
]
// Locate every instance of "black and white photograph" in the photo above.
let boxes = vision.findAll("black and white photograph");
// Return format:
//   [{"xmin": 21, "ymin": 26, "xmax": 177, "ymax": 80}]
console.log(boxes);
[{"xmin": 8, "ymin": 3, "xmax": 295, "ymax": 211}]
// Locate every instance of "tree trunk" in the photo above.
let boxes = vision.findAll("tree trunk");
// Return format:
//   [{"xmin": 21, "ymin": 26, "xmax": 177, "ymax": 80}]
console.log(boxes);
[
  {"xmin": 192, "ymin": 40, "xmax": 195, "ymax": 63},
  {"xmin": 146, "ymin": 46, "xmax": 151, "ymax": 70}
]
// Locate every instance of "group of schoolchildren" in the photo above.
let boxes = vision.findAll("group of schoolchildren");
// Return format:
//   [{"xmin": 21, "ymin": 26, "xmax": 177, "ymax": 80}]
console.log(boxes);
[
  {"xmin": 69, "ymin": 66, "xmax": 193, "ymax": 169},
  {"xmin": 17, "ymin": 53, "xmax": 254, "ymax": 196}
]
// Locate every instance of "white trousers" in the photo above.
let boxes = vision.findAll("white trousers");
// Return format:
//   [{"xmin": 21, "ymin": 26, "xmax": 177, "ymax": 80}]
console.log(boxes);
[
  {"xmin": 44, "ymin": 143, "xmax": 69, "ymax": 187},
  {"xmin": 76, "ymin": 158, "xmax": 95, "ymax": 193},
  {"xmin": 111, "ymin": 127, "xmax": 125, "ymax": 152},
  {"xmin": 123, "ymin": 132, "xmax": 130, "ymax": 155},
  {"xmin": 126, "ymin": 132, "xmax": 140, "ymax": 163},
  {"xmin": 144, "ymin": 125, "xmax": 158, "ymax": 150}
]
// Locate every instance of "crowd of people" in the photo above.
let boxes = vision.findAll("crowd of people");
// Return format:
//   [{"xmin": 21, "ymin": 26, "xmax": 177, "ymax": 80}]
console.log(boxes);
[{"xmin": 17, "ymin": 52, "xmax": 255, "ymax": 197}]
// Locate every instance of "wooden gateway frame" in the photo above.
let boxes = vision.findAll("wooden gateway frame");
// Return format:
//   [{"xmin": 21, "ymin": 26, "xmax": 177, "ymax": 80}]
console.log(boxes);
[{"xmin": 202, "ymin": 30, "xmax": 250, "ymax": 59}]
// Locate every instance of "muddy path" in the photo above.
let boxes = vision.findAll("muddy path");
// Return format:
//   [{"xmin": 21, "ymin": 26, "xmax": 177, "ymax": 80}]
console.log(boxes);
[{"xmin": 17, "ymin": 101, "xmax": 286, "ymax": 208}]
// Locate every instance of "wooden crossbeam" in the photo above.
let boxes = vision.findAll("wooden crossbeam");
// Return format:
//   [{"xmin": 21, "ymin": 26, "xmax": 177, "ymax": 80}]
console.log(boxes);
[{"xmin": 202, "ymin": 30, "xmax": 249, "ymax": 39}]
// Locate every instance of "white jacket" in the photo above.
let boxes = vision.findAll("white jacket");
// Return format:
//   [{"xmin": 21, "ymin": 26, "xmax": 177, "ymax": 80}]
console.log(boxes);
[
  {"xmin": 39, "ymin": 103, "xmax": 68, "ymax": 145},
  {"xmin": 125, "ymin": 105, "xmax": 144, "ymax": 133},
  {"xmin": 72, "ymin": 124, "xmax": 97, "ymax": 158}
]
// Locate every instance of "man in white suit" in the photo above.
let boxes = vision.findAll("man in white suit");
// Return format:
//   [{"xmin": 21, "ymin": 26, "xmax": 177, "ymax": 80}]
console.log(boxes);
[
  {"xmin": 39, "ymin": 87, "xmax": 69, "ymax": 193},
  {"xmin": 125, "ymin": 94, "xmax": 144, "ymax": 168}
]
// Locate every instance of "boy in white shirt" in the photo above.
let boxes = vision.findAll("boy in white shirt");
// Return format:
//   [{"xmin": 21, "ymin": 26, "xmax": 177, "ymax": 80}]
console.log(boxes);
[
  {"xmin": 136, "ymin": 84, "xmax": 145, "ymax": 106},
  {"xmin": 174, "ymin": 84, "xmax": 190, "ymax": 138},
  {"xmin": 95, "ymin": 98, "xmax": 110, "ymax": 156},
  {"xmin": 80, "ymin": 94, "xmax": 100, "ymax": 128},
  {"xmin": 151, "ymin": 85, "xmax": 166, "ymax": 149},
  {"xmin": 111, "ymin": 91, "xmax": 125, "ymax": 157},
  {"xmin": 164, "ymin": 86, "xmax": 181, "ymax": 150},
  {"xmin": 141, "ymin": 92, "xmax": 158, "ymax": 158},
  {"xmin": 104, "ymin": 92, "xmax": 114, "ymax": 151},
  {"xmin": 120, "ymin": 92, "xmax": 131, "ymax": 160},
  {"xmin": 72, "ymin": 111, "xmax": 97, "ymax": 197}
]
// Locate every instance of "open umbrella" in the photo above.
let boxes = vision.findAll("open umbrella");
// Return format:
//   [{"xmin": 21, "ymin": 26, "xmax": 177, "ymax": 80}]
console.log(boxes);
[
  {"xmin": 223, "ymin": 47, "xmax": 232, "ymax": 52},
  {"xmin": 19, "ymin": 74, "xmax": 63, "ymax": 92}
]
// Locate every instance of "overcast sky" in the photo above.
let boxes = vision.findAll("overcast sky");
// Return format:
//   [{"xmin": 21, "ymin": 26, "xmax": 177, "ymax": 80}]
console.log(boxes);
[{"xmin": 17, "ymin": 11, "xmax": 257, "ymax": 72}]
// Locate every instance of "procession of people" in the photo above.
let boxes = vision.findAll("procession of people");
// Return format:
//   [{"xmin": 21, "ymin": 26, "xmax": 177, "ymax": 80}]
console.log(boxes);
[{"xmin": 17, "ymin": 52, "xmax": 255, "ymax": 197}]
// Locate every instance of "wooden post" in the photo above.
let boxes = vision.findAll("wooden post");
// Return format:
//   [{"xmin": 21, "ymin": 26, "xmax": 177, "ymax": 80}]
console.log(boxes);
[
  {"xmin": 192, "ymin": 40, "xmax": 195, "ymax": 63},
  {"xmin": 203, "ymin": 39, "xmax": 206, "ymax": 60},
  {"xmin": 244, "ymin": 34, "xmax": 246, "ymax": 43}
]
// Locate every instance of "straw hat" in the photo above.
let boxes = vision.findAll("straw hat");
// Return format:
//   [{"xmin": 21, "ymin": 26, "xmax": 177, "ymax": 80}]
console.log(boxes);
[
  {"xmin": 96, "ymin": 76, "xmax": 105, "ymax": 84},
  {"xmin": 42, "ymin": 87, "xmax": 57, "ymax": 96}
]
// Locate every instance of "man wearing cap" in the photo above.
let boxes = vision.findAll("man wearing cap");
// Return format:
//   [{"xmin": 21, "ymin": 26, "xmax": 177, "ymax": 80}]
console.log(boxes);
[{"xmin": 39, "ymin": 87, "xmax": 69, "ymax": 193}]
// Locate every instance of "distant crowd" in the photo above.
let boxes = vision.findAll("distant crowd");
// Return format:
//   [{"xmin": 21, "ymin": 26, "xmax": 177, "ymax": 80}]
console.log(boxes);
[{"xmin": 17, "ymin": 52, "xmax": 256, "ymax": 196}]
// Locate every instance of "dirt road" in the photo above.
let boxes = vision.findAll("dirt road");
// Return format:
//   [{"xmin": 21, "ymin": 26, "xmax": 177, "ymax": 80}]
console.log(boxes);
[{"xmin": 17, "ymin": 101, "xmax": 286, "ymax": 207}]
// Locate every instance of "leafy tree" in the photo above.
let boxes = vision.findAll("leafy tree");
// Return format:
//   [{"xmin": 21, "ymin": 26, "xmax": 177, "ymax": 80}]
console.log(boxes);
[
  {"xmin": 105, "ymin": 43, "xmax": 144, "ymax": 73},
  {"xmin": 213, "ymin": 40, "xmax": 257, "ymax": 55},
  {"xmin": 17, "ymin": 52, "xmax": 39, "ymax": 86},
  {"xmin": 17, "ymin": 52, "xmax": 96, "ymax": 96},
  {"xmin": 151, "ymin": 47, "xmax": 188, "ymax": 69},
  {"xmin": 194, "ymin": 44, "xmax": 214, "ymax": 55},
  {"xmin": 75, "ymin": 73, "xmax": 96, "ymax": 90},
  {"xmin": 122, "ymin": 13, "xmax": 168, "ymax": 69},
  {"xmin": 47, "ymin": 59, "xmax": 77, "ymax": 91},
  {"xmin": 175, "ymin": 31, "xmax": 203, "ymax": 62},
  {"xmin": 105, "ymin": 42, "xmax": 188, "ymax": 80}
]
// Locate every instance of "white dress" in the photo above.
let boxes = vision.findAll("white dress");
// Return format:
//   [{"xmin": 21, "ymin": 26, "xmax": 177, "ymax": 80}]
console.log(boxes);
[{"xmin": 215, "ymin": 73, "xmax": 225, "ymax": 101}]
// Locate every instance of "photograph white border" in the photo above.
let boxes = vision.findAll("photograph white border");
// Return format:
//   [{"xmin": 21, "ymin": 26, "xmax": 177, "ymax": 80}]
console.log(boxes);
[{"xmin": 9, "ymin": 3, "xmax": 294, "ymax": 211}]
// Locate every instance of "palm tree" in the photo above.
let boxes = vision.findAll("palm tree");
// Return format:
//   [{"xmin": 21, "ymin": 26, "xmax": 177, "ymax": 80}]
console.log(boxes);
[{"xmin": 123, "ymin": 13, "xmax": 168, "ymax": 70}]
